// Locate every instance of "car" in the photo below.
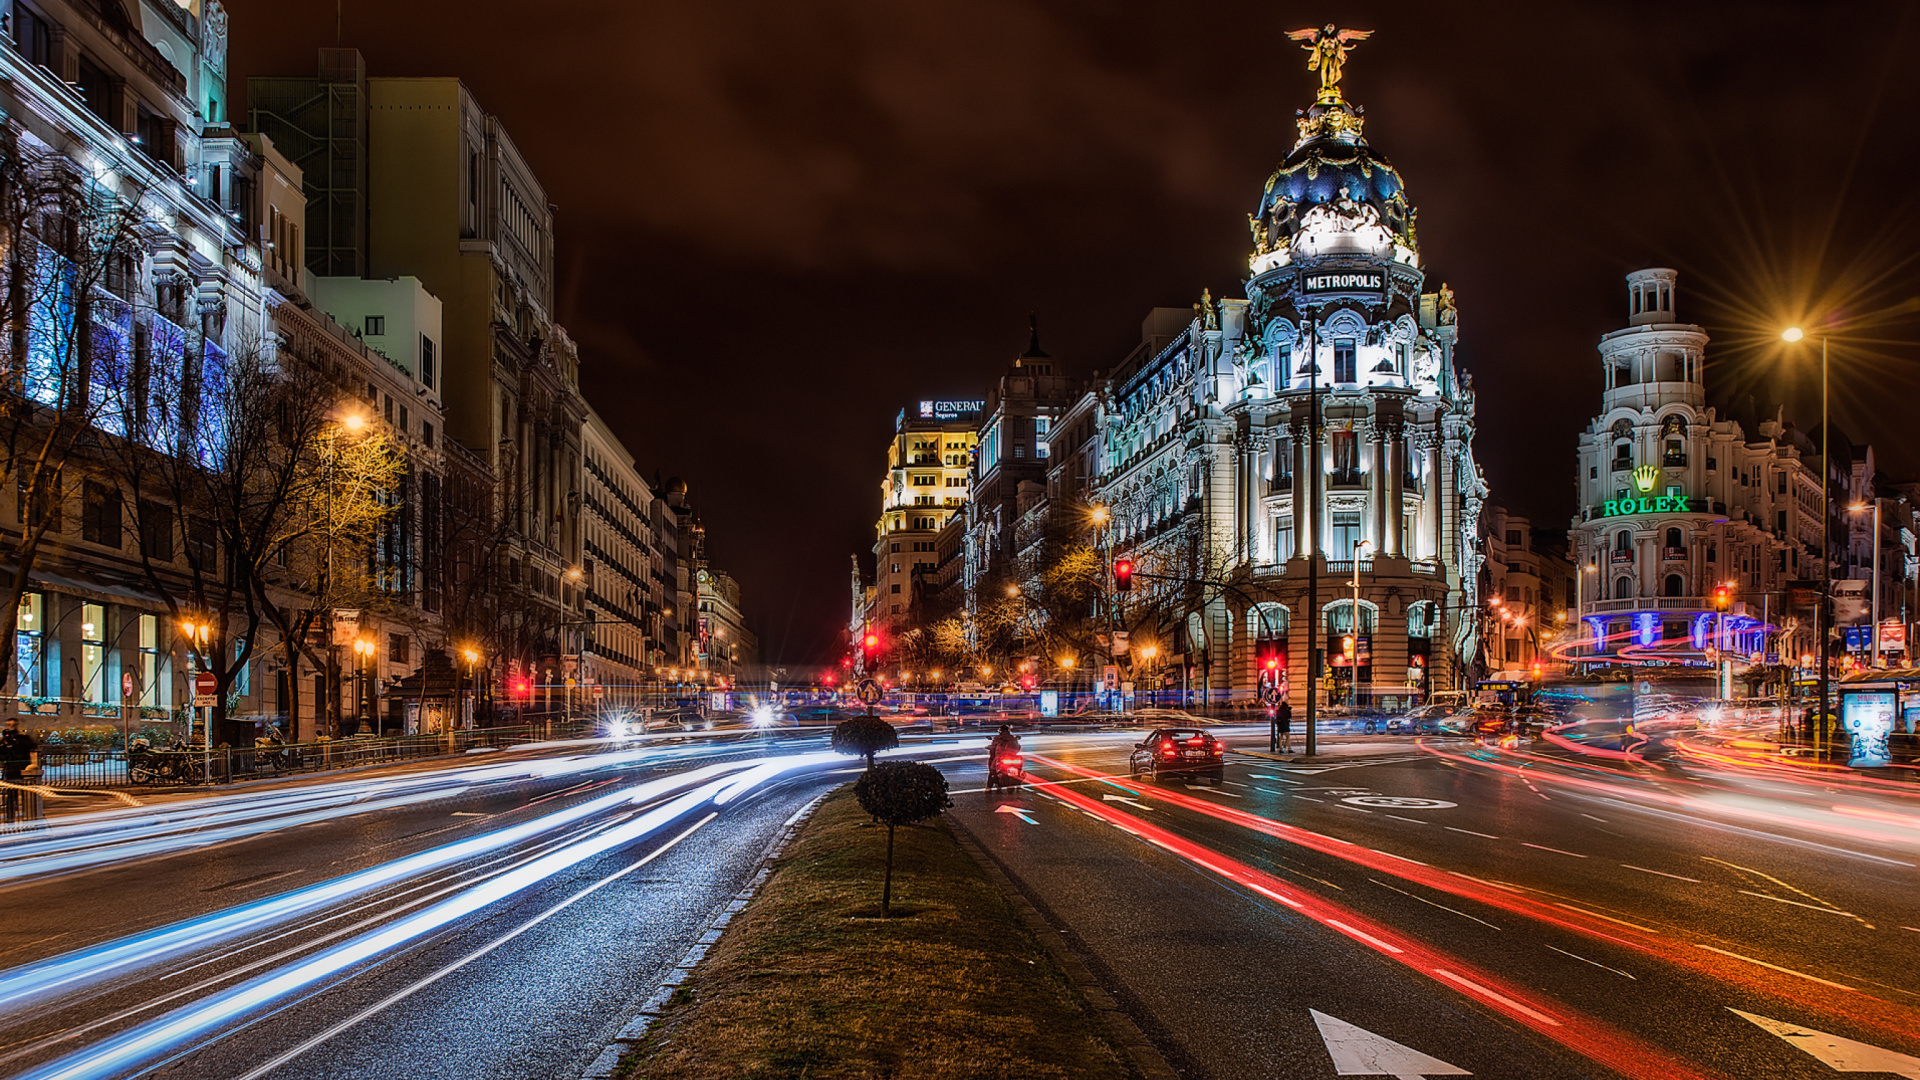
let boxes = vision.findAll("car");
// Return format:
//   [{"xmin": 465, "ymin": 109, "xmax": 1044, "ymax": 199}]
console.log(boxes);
[
  {"xmin": 1386, "ymin": 704, "xmax": 1457, "ymax": 735},
  {"xmin": 1128, "ymin": 728, "xmax": 1226, "ymax": 783}
]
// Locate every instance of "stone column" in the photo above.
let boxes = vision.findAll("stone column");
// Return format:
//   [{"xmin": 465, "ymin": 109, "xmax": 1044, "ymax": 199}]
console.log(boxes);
[
  {"xmin": 1294, "ymin": 420, "xmax": 1314, "ymax": 556},
  {"xmin": 1386, "ymin": 424, "xmax": 1405, "ymax": 556},
  {"xmin": 1422, "ymin": 432, "xmax": 1443, "ymax": 562},
  {"xmin": 1637, "ymin": 534, "xmax": 1656, "ymax": 597},
  {"xmin": 1367, "ymin": 420, "xmax": 1386, "ymax": 552}
]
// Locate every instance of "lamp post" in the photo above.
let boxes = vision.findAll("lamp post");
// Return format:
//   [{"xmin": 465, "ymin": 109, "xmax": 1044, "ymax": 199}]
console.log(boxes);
[
  {"xmin": 1781, "ymin": 327, "xmax": 1832, "ymax": 747},
  {"xmin": 352, "ymin": 637, "xmax": 375, "ymax": 735},
  {"xmin": 460, "ymin": 646, "xmax": 481, "ymax": 733},
  {"xmin": 179, "ymin": 618, "xmax": 211, "ymax": 746},
  {"xmin": 1849, "ymin": 500, "xmax": 1883, "ymax": 669},
  {"xmin": 1349, "ymin": 538, "xmax": 1372, "ymax": 709}
]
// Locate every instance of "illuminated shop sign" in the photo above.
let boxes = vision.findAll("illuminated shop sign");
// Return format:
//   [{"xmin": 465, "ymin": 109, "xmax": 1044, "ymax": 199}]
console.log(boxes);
[
  {"xmin": 1301, "ymin": 271, "xmax": 1383, "ymax": 294},
  {"xmin": 1595, "ymin": 494, "xmax": 1693, "ymax": 518},
  {"xmin": 919, "ymin": 399, "xmax": 986, "ymax": 420}
]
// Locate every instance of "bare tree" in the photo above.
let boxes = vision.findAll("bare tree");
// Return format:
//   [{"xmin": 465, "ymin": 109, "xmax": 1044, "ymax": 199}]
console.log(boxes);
[{"xmin": 0, "ymin": 146, "xmax": 151, "ymax": 699}]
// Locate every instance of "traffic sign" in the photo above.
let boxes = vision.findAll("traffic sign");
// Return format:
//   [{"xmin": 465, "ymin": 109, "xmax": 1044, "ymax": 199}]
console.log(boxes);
[
  {"xmin": 856, "ymin": 678, "xmax": 884, "ymax": 705},
  {"xmin": 195, "ymin": 672, "xmax": 217, "ymax": 695},
  {"xmin": 592, "ymin": 684, "xmax": 606, "ymax": 699},
  {"xmin": 122, "ymin": 672, "xmax": 135, "ymax": 699},
  {"xmin": 1260, "ymin": 683, "xmax": 1283, "ymax": 706}
]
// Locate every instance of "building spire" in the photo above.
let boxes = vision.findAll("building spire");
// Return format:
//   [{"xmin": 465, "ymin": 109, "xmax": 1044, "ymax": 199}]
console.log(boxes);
[{"xmin": 1019, "ymin": 312, "xmax": 1050, "ymax": 364}]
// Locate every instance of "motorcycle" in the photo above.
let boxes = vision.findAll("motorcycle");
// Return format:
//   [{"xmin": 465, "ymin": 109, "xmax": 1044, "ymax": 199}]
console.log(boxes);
[
  {"xmin": 127, "ymin": 736, "xmax": 197, "ymax": 784},
  {"xmin": 254, "ymin": 731, "xmax": 296, "ymax": 774},
  {"xmin": 987, "ymin": 748, "xmax": 1024, "ymax": 791}
]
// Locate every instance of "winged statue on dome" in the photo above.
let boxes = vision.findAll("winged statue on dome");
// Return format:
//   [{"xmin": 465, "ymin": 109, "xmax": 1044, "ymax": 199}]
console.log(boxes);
[{"xmin": 1286, "ymin": 25, "xmax": 1372, "ymax": 99}]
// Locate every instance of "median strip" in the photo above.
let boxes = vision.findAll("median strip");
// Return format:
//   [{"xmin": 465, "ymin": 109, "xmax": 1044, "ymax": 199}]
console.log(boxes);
[{"xmin": 612, "ymin": 787, "xmax": 1133, "ymax": 1080}]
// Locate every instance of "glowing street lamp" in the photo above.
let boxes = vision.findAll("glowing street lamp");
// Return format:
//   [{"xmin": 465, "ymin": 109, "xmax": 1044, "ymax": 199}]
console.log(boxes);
[{"xmin": 1781, "ymin": 324, "xmax": 1833, "ymax": 742}]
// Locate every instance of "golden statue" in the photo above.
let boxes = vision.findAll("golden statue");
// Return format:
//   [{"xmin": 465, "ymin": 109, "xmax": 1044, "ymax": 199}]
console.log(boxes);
[{"xmin": 1286, "ymin": 24, "xmax": 1372, "ymax": 101}]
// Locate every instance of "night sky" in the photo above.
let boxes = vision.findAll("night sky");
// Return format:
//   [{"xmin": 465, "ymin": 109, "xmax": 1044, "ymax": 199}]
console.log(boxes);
[{"xmin": 228, "ymin": 1, "xmax": 1920, "ymax": 664}]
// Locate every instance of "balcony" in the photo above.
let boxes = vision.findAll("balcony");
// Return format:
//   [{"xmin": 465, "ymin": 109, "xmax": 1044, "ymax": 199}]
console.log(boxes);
[
  {"xmin": 1662, "ymin": 547, "xmax": 1686, "ymax": 561},
  {"xmin": 1610, "ymin": 551, "xmax": 1634, "ymax": 564},
  {"xmin": 1585, "ymin": 596, "xmax": 1704, "ymax": 614}
]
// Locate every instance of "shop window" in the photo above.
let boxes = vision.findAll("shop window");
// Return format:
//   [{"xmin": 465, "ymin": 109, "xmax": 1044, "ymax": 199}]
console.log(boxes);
[
  {"xmin": 15, "ymin": 594, "xmax": 44, "ymax": 698},
  {"xmin": 80, "ymin": 603, "xmax": 105, "ymax": 702}
]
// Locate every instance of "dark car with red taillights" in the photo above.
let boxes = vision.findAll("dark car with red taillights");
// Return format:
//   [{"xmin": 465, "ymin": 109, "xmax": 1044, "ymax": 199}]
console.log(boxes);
[{"xmin": 1128, "ymin": 728, "xmax": 1226, "ymax": 784}]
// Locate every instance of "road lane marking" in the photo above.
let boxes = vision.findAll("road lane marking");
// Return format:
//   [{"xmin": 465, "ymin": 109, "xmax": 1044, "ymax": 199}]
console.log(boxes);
[
  {"xmin": 450, "ymin": 812, "xmax": 488, "ymax": 817},
  {"xmin": 1544, "ymin": 944, "xmax": 1636, "ymax": 980},
  {"xmin": 1184, "ymin": 785, "xmax": 1242, "ymax": 796},
  {"xmin": 1580, "ymin": 814, "xmax": 1608, "ymax": 823},
  {"xmin": 1101, "ymin": 795, "xmax": 1151, "ymax": 811},
  {"xmin": 1295, "ymin": 796, "xmax": 1325, "ymax": 802},
  {"xmin": 1385, "ymin": 815, "xmax": 1427, "ymax": 824},
  {"xmin": 1705, "ymin": 856, "xmax": 1872, "ymax": 927},
  {"xmin": 1737, "ymin": 890, "xmax": 1861, "ymax": 919},
  {"xmin": 1695, "ymin": 945, "xmax": 1856, "ymax": 990},
  {"xmin": 1337, "ymin": 804, "xmax": 1373, "ymax": 813},
  {"xmin": 1221, "ymin": 780, "xmax": 1249, "ymax": 788},
  {"xmin": 1521, "ymin": 843, "xmax": 1588, "ymax": 859},
  {"xmin": 1369, "ymin": 878, "xmax": 1501, "ymax": 930},
  {"xmin": 1431, "ymin": 969, "xmax": 1562, "ymax": 1026},
  {"xmin": 1248, "ymin": 772, "xmax": 1301, "ymax": 784},
  {"xmin": 1310, "ymin": 1010, "xmax": 1471, "ymax": 1077},
  {"xmin": 1620, "ymin": 864, "xmax": 1700, "ymax": 883},
  {"xmin": 1730, "ymin": 1009, "xmax": 1920, "ymax": 1078},
  {"xmin": 1553, "ymin": 903, "xmax": 1657, "ymax": 933},
  {"xmin": 1344, "ymin": 797, "xmax": 1457, "ymax": 809},
  {"xmin": 995, "ymin": 805, "xmax": 1038, "ymax": 825},
  {"xmin": 1255, "ymin": 786, "xmax": 1290, "ymax": 796},
  {"xmin": 1327, "ymin": 919, "xmax": 1405, "ymax": 954},
  {"xmin": 1446, "ymin": 826, "xmax": 1499, "ymax": 839}
]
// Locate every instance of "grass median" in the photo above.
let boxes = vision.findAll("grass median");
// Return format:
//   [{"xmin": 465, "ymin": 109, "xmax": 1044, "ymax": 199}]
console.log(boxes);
[{"xmin": 616, "ymin": 785, "xmax": 1134, "ymax": 1080}]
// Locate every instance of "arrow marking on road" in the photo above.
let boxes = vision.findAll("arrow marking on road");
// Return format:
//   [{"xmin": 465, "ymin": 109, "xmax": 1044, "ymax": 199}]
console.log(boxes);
[
  {"xmin": 1101, "ymin": 794, "xmax": 1151, "ymax": 811},
  {"xmin": 1731, "ymin": 1009, "xmax": 1920, "ymax": 1077},
  {"xmin": 1310, "ymin": 1009, "xmax": 1470, "ymax": 1078},
  {"xmin": 1184, "ymin": 784, "xmax": 1242, "ymax": 796},
  {"xmin": 995, "ymin": 804, "xmax": 1038, "ymax": 825}
]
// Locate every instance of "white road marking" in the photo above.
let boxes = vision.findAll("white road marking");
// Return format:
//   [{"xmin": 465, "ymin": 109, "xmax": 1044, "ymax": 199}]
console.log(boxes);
[
  {"xmin": 1737, "ymin": 890, "xmax": 1860, "ymax": 918},
  {"xmin": 1445, "ymin": 826, "xmax": 1499, "ymax": 839},
  {"xmin": 1580, "ymin": 814, "xmax": 1608, "ymax": 823},
  {"xmin": 1431, "ymin": 969, "xmax": 1562, "ymax": 1027},
  {"xmin": 1730, "ymin": 1009, "xmax": 1920, "ymax": 1077},
  {"xmin": 1101, "ymin": 794, "xmax": 1151, "ymax": 811},
  {"xmin": 1248, "ymin": 772, "xmax": 1301, "ymax": 784},
  {"xmin": 1295, "ymin": 796, "xmax": 1325, "ymax": 803},
  {"xmin": 1326, "ymin": 920, "xmax": 1405, "ymax": 954},
  {"xmin": 1337, "ymin": 804, "xmax": 1374, "ymax": 813},
  {"xmin": 995, "ymin": 805, "xmax": 1038, "ymax": 825},
  {"xmin": 1344, "ymin": 797, "xmax": 1458, "ymax": 809},
  {"xmin": 1696, "ymin": 945, "xmax": 1855, "ymax": 990},
  {"xmin": 1521, "ymin": 843, "xmax": 1588, "ymax": 859},
  {"xmin": 450, "ymin": 812, "xmax": 488, "ymax": 817},
  {"xmin": 1221, "ymin": 780, "xmax": 1250, "ymax": 788},
  {"xmin": 1310, "ymin": 1009, "xmax": 1471, "ymax": 1077},
  {"xmin": 1544, "ymin": 944, "xmax": 1636, "ymax": 980},
  {"xmin": 1255, "ymin": 786, "xmax": 1291, "ymax": 796},
  {"xmin": 1553, "ymin": 903, "xmax": 1657, "ymax": 933},
  {"xmin": 1184, "ymin": 785, "xmax": 1242, "ymax": 797},
  {"xmin": 1369, "ymin": 878, "xmax": 1500, "ymax": 930},
  {"xmin": 1385, "ymin": 814, "xmax": 1427, "ymax": 824},
  {"xmin": 1620, "ymin": 864, "xmax": 1700, "ymax": 883}
]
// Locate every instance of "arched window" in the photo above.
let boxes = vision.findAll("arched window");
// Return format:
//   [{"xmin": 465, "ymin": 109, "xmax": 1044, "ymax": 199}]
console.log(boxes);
[
  {"xmin": 1247, "ymin": 604, "xmax": 1289, "ymax": 641},
  {"xmin": 1660, "ymin": 415, "xmax": 1687, "ymax": 437},
  {"xmin": 1614, "ymin": 577, "xmax": 1634, "ymax": 600},
  {"xmin": 1664, "ymin": 527, "xmax": 1683, "ymax": 552},
  {"xmin": 1407, "ymin": 601, "xmax": 1439, "ymax": 640},
  {"xmin": 1324, "ymin": 600, "xmax": 1377, "ymax": 636},
  {"xmin": 1663, "ymin": 574, "xmax": 1685, "ymax": 598},
  {"xmin": 1610, "ymin": 419, "xmax": 1634, "ymax": 469},
  {"xmin": 1615, "ymin": 531, "xmax": 1633, "ymax": 554}
]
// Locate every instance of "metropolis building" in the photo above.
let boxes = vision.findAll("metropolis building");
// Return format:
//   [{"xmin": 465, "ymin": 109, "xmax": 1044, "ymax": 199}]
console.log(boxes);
[{"xmin": 1075, "ymin": 44, "xmax": 1486, "ymax": 707}]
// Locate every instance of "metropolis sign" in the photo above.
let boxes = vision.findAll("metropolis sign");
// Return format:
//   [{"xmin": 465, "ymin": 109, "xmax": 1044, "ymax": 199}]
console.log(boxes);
[
  {"xmin": 1595, "ymin": 494, "xmax": 1694, "ymax": 518},
  {"xmin": 1300, "ymin": 271, "xmax": 1384, "ymax": 295}
]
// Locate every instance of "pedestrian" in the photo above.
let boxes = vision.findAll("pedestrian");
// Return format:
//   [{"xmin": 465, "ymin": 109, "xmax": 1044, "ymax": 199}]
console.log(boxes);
[
  {"xmin": 1277, "ymin": 699, "xmax": 1294, "ymax": 754},
  {"xmin": 0, "ymin": 719, "xmax": 40, "ymax": 824}
]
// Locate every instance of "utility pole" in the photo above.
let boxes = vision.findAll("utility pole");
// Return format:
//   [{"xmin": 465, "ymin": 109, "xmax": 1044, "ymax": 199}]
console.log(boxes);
[{"xmin": 1306, "ymin": 317, "xmax": 1320, "ymax": 757}]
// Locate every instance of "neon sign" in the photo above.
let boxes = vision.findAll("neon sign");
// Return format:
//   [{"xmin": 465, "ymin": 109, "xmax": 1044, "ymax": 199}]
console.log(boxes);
[{"xmin": 1596, "ymin": 494, "xmax": 1692, "ymax": 518}]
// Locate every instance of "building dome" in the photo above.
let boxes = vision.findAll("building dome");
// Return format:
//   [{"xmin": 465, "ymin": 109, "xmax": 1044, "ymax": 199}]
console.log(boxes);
[
  {"xmin": 664, "ymin": 476, "xmax": 689, "ymax": 496},
  {"xmin": 1249, "ymin": 100, "xmax": 1418, "ymax": 273}
]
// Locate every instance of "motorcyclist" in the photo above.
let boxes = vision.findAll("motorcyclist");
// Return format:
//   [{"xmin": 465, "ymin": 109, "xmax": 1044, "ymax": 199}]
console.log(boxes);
[{"xmin": 988, "ymin": 724, "xmax": 1022, "ymax": 778}]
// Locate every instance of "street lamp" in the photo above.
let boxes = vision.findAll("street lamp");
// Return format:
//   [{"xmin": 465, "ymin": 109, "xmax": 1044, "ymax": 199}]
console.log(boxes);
[
  {"xmin": 1850, "ymin": 500, "xmax": 1883, "ymax": 669},
  {"xmin": 460, "ymin": 645, "xmax": 481, "ymax": 731},
  {"xmin": 1781, "ymin": 326, "xmax": 1833, "ymax": 745},
  {"xmin": 1348, "ymin": 539, "xmax": 1372, "ymax": 708},
  {"xmin": 352, "ymin": 637, "xmax": 376, "ymax": 735}
]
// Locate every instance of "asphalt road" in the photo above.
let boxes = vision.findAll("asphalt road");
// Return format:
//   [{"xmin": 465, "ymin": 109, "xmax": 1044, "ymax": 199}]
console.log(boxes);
[
  {"xmin": 947, "ymin": 724, "xmax": 1920, "ymax": 1080},
  {"xmin": 0, "ymin": 733, "xmax": 862, "ymax": 1080}
]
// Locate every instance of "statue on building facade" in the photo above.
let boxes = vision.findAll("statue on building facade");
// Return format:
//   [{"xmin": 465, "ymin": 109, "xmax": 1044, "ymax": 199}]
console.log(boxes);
[{"xmin": 1286, "ymin": 24, "xmax": 1373, "ymax": 100}]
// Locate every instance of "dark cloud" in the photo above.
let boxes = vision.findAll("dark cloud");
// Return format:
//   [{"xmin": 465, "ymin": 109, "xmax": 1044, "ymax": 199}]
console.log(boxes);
[{"xmin": 229, "ymin": 0, "xmax": 1920, "ymax": 663}]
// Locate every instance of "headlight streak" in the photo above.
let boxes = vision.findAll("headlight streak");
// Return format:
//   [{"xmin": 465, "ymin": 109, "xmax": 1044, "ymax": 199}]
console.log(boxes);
[
  {"xmin": 1036, "ymin": 780, "xmax": 1719, "ymax": 1080},
  {"xmin": 0, "ymin": 762, "xmax": 749, "ymax": 1018},
  {"xmin": 12, "ymin": 783, "xmax": 728, "ymax": 1080},
  {"xmin": 1028, "ymin": 753, "xmax": 1920, "ymax": 1052}
]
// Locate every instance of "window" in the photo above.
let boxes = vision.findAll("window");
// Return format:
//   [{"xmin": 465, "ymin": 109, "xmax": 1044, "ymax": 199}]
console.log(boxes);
[
  {"xmin": 388, "ymin": 634, "xmax": 410, "ymax": 664},
  {"xmin": 1334, "ymin": 340, "xmax": 1357, "ymax": 383},
  {"xmin": 1275, "ymin": 516, "xmax": 1294, "ymax": 561},
  {"xmin": 1505, "ymin": 529, "xmax": 1521, "ymax": 546},
  {"xmin": 15, "ymin": 593, "xmax": 43, "ymax": 697},
  {"xmin": 18, "ymin": 474, "xmax": 59, "ymax": 532},
  {"xmin": 139, "ymin": 614, "xmax": 161, "ymax": 707},
  {"xmin": 83, "ymin": 481, "xmax": 121, "ymax": 548},
  {"xmin": 1614, "ymin": 577, "xmax": 1634, "ymax": 600},
  {"xmin": 1663, "ymin": 574, "xmax": 1685, "ymax": 597},
  {"xmin": 420, "ymin": 335, "xmax": 436, "ymax": 388},
  {"xmin": 399, "ymin": 405, "xmax": 409, "ymax": 436},
  {"xmin": 1664, "ymin": 439, "xmax": 1686, "ymax": 466},
  {"xmin": 1777, "ymin": 472, "xmax": 1788, "ymax": 494},
  {"xmin": 1331, "ymin": 511, "xmax": 1362, "ymax": 557},
  {"xmin": 1664, "ymin": 527, "xmax": 1683, "ymax": 552},
  {"xmin": 76, "ymin": 54, "xmax": 112, "ymax": 123},
  {"xmin": 1777, "ymin": 510, "xmax": 1787, "ymax": 534},
  {"xmin": 11, "ymin": 2, "xmax": 55, "ymax": 68},
  {"xmin": 422, "ymin": 422, "xmax": 434, "ymax": 449},
  {"xmin": 366, "ymin": 315, "xmax": 386, "ymax": 337},
  {"xmin": 1590, "ymin": 465, "xmax": 1598, "ymax": 480},
  {"xmin": 1330, "ymin": 431, "xmax": 1359, "ymax": 485},
  {"xmin": 139, "ymin": 501, "xmax": 174, "ymax": 561},
  {"xmin": 890, "ymin": 584, "xmax": 901, "ymax": 594}
]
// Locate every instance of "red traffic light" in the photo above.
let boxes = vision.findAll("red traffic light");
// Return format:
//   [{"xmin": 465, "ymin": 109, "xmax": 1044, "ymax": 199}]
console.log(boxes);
[
  {"xmin": 1114, "ymin": 558, "xmax": 1135, "ymax": 592},
  {"xmin": 1711, "ymin": 585, "xmax": 1732, "ymax": 611},
  {"xmin": 1264, "ymin": 656, "xmax": 1280, "ymax": 671},
  {"xmin": 862, "ymin": 631, "xmax": 880, "ymax": 651},
  {"xmin": 511, "ymin": 677, "xmax": 532, "ymax": 699}
]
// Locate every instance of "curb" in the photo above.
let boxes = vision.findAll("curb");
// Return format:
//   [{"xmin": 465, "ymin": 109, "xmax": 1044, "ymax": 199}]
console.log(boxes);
[
  {"xmin": 578, "ymin": 787, "xmax": 834, "ymax": 1080},
  {"xmin": 948, "ymin": 817, "xmax": 1182, "ymax": 1080}
]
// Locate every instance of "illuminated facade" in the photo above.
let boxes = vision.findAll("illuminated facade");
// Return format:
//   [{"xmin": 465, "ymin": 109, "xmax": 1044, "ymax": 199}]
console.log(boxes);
[
  {"xmin": 580, "ymin": 407, "xmax": 665, "ymax": 702},
  {"xmin": 1569, "ymin": 269, "xmax": 1821, "ymax": 668},
  {"xmin": 1079, "ymin": 67, "xmax": 1484, "ymax": 706},
  {"xmin": 872, "ymin": 401, "xmax": 980, "ymax": 624}
]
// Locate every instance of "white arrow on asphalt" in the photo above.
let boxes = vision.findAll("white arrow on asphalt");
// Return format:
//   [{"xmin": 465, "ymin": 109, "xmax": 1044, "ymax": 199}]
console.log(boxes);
[
  {"xmin": 1102, "ymin": 794, "xmax": 1151, "ymax": 811},
  {"xmin": 1310, "ymin": 1010, "xmax": 1470, "ymax": 1079},
  {"xmin": 1731, "ymin": 1008, "xmax": 1920, "ymax": 1078},
  {"xmin": 1185, "ymin": 784, "xmax": 1242, "ymax": 796},
  {"xmin": 995, "ymin": 804, "xmax": 1038, "ymax": 825}
]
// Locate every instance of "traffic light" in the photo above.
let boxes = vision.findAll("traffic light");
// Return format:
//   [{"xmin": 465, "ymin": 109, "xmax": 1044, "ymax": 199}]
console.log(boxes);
[
  {"xmin": 1114, "ymin": 558, "xmax": 1135, "ymax": 592},
  {"xmin": 1264, "ymin": 655, "xmax": 1281, "ymax": 672},
  {"xmin": 1711, "ymin": 584, "xmax": 1732, "ymax": 611},
  {"xmin": 511, "ymin": 675, "xmax": 532, "ymax": 700}
]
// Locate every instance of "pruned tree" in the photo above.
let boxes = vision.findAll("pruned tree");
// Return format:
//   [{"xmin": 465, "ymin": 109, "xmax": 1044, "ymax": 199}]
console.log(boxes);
[
  {"xmin": 852, "ymin": 760, "xmax": 951, "ymax": 914},
  {"xmin": 0, "ymin": 145, "xmax": 153, "ymax": 700},
  {"xmin": 831, "ymin": 713, "xmax": 899, "ymax": 769}
]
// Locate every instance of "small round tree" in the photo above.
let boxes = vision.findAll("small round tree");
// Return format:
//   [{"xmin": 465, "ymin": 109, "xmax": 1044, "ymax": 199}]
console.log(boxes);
[
  {"xmin": 853, "ymin": 761, "xmax": 952, "ymax": 915},
  {"xmin": 830, "ymin": 714, "xmax": 899, "ymax": 769}
]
